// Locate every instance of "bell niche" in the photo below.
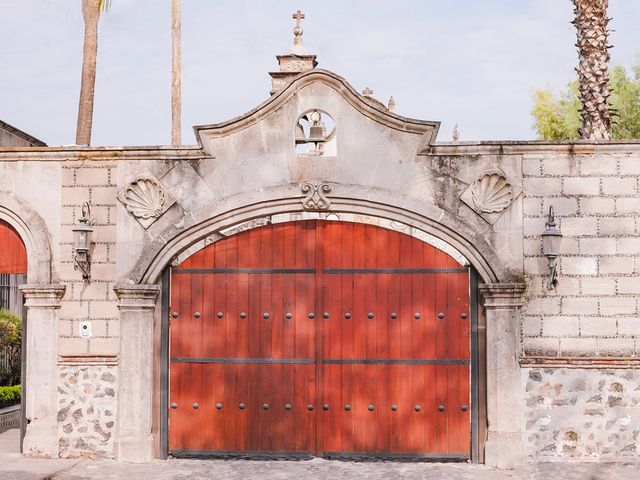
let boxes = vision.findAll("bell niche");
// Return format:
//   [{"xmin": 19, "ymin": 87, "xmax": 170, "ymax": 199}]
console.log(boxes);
[{"xmin": 294, "ymin": 109, "xmax": 336, "ymax": 156}]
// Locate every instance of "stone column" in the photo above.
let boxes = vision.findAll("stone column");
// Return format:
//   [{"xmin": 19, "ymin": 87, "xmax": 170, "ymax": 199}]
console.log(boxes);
[
  {"xmin": 19, "ymin": 284, "xmax": 66, "ymax": 457},
  {"xmin": 479, "ymin": 283, "xmax": 527, "ymax": 468},
  {"xmin": 113, "ymin": 284, "xmax": 160, "ymax": 462}
]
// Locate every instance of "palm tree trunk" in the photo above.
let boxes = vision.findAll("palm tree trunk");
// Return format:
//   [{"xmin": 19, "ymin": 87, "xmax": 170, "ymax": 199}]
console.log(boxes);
[
  {"xmin": 171, "ymin": 0, "xmax": 182, "ymax": 145},
  {"xmin": 76, "ymin": 0, "xmax": 101, "ymax": 146},
  {"xmin": 572, "ymin": 0, "xmax": 612, "ymax": 140}
]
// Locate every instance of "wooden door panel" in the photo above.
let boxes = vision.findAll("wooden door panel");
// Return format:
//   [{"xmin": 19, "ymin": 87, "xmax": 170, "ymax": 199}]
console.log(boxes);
[{"xmin": 169, "ymin": 220, "xmax": 470, "ymax": 458}]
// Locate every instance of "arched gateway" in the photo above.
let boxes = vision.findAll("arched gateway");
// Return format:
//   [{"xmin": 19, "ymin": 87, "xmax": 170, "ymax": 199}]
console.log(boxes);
[{"xmin": 167, "ymin": 220, "xmax": 473, "ymax": 459}]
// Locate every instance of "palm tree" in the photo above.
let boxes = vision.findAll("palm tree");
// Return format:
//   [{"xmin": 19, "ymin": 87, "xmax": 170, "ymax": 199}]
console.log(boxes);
[
  {"xmin": 76, "ymin": 0, "xmax": 109, "ymax": 146},
  {"xmin": 171, "ymin": 0, "xmax": 181, "ymax": 145},
  {"xmin": 571, "ymin": 0, "xmax": 612, "ymax": 140}
]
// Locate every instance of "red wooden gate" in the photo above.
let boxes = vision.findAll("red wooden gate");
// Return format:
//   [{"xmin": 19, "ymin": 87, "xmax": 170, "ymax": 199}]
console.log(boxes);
[
  {"xmin": 0, "ymin": 220, "xmax": 27, "ymax": 274},
  {"xmin": 169, "ymin": 220, "xmax": 470, "ymax": 459}
]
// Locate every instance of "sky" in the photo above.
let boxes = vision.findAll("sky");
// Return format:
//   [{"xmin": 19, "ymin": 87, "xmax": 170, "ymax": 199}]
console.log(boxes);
[{"xmin": 1, "ymin": 0, "xmax": 639, "ymax": 146}]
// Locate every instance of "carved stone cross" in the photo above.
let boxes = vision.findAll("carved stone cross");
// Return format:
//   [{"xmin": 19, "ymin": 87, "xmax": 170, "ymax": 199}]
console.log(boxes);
[{"xmin": 293, "ymin": 10, "xmax": 305, "ymax": 28}]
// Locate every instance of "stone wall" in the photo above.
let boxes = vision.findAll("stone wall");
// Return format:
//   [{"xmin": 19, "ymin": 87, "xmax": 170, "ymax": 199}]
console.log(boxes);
[
  {"xmin": 521, "ymin": 151, "xmax": 640, "ymax": 357},
  {"xmin": 57, "ymin": 365, "xmax": 117, "ymax": 458},
  {"xmin": 58, "ymin": 162, "xmax": 119, "ymax": 359},
  {"xmin": 523, "ymin": 368, "xmax": 640, "ymax": 458}
]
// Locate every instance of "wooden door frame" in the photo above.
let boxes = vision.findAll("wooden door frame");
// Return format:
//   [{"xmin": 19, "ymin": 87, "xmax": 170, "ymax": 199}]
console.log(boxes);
[{"xmin": 158, "ymin": 219, "xmax": 486, "ymax": 462}]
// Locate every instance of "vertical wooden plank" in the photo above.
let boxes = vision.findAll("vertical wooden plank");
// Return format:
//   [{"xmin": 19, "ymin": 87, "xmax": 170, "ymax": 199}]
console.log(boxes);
[
  {"xmin": 281, "ymin": 224, "xmax": 296, "ymax": 451},
  {"xmin": 424, "ymin": 364, "xmax": 437, "ymax": 453},
  {"xmin": 201, "ymin": 364, "xmax": 214, "ymax": 451},
  {"xmin": 322, "ymin": 222, "xmax": 338, "ymax": 453},
  {"xmin": 340, "ymin": 223, "xmax": 355, "ymax": 453},
  {"xmin": 314, "ymin": 221, "xmax": 324, "ymax": 455}
]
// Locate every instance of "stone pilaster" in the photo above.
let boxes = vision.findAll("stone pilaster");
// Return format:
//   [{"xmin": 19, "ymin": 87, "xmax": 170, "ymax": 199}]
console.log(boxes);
[
  {"xmin": 19, "ymin": 284, "xmax": 66, "ymax": 457},
  {"xmin": 479, "ymin": 283, "xmax": 527, "ymax": 468},
  {"xmin": 113, "ymin": 284, "xmax": 160, "ymax": 462}
]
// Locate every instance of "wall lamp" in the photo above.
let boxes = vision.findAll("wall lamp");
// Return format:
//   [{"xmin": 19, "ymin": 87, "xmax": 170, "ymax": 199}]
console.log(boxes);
[
  {"xmin": 72, "ymin": 202, "xmax": 94, "ymax": 281},
  {"xmin": 541, "ymin": 206, "xmax": 562, "ymax": 290}
]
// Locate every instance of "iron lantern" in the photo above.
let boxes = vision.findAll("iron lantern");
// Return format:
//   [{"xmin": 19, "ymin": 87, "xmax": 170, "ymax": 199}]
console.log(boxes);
[
  {"xmin": 541, "ymin": 206, "xmax": 562, "ymax": 290},
  {"xmin": 72, "ymin": 202, "xmax": 94, "ymax": 281}
]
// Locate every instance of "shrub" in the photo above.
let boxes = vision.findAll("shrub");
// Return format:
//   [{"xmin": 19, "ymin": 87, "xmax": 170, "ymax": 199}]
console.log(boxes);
[
  {"xmin": 0, "ymin": 309, "xmax": 21, "ymax": 348},
  {"xmin": 0, "ymin": 384, "xmax": 21, "ymax": 408},
  {"xmin": 0, "ymin": 309, "xmax": 22, "ymax": 386}
]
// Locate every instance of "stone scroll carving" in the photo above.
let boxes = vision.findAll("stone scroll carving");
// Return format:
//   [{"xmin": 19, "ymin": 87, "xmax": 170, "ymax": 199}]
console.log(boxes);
[
  {"xmin": 301, "ymin": 181, "xmax": 332, "ymax": 211},
  {"xmin": 117, "ymin": 174, "xmax": 176, "ymax": 229},
  {"xmin": 460, "ymin": 172, "xmax": 516, "ymax": 225}
]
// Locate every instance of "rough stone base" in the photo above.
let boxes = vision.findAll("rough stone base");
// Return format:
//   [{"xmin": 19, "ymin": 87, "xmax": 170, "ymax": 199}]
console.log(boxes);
[
  {"xmin": 57, "ymin": 365, "xmax": 117, "ymax": 459},
  {"xmin": 0, "ymin": 404, "xmax": 20, "ymax": 434},
  {"xmin": 523, "ymin": 368, "xmax": 640, "ymax": 458},
  {"xmin": 485, "ymin": 432, "xmax": 526, "ymax": 468}
]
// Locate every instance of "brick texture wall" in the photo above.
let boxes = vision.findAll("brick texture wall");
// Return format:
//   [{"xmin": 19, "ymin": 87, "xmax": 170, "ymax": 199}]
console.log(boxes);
[
  {"xmin": 522, "ymin": 152, "xmax": 640, "ymax": 358},
  {"xmin": 58, "ymin": 162, "xmax": 119, "ymax": 358}
]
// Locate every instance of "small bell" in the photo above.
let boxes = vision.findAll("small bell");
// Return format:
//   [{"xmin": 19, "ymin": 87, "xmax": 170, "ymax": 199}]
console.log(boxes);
[
  {"xmin": 295, "ymin": 122, "xmax": 307, "ymax": 145},
  {"xmin": 308, "ymin": 123, "xmax": 326, "ymax": 143},
  {"xmin": 307, "ymin": 110, "xmax": 326, "ymax": 144}
]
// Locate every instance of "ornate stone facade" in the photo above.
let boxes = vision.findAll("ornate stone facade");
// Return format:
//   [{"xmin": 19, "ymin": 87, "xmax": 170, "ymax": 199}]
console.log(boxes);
[{"xmin": 0, "ymin": 61, "xmax": 639, "ymax": 466}]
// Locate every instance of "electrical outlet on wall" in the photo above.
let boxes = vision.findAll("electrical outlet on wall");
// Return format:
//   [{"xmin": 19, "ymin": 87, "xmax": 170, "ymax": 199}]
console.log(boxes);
[{"xmin": 80, "ymin": 321, "xmax": 92, "ymax": 338}]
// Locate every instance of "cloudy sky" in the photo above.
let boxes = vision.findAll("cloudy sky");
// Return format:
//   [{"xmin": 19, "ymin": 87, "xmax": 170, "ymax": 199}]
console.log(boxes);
[{"xmin": 1, "ymin": 0, "xmax": 639, "ymax": 146}]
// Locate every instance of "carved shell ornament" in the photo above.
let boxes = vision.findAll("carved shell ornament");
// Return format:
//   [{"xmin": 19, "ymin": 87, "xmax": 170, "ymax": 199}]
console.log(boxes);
[
  {"xmin": 123, "ymin": 178, "xmax": 166, "ymax": 219},
  {"xmin": 469, "ymin": 173, "xmax": 513, "ymax": 214},
  {"xmin": 117, "ymin": 173, "xmax": 176, "ymax": 229}
]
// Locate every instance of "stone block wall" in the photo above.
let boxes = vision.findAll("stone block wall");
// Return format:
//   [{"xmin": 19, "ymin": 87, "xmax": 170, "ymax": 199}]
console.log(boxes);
[
  {"xmin": 521, "ymin": 151, "xmax": 640, "ymax": 357},
  {"xmin": 58, "ymin": 162, "xmax": 119, "ymax": 359},
  {"xmin": 521, "ymin": 150, "xmax": 640, "ymax": 459}
]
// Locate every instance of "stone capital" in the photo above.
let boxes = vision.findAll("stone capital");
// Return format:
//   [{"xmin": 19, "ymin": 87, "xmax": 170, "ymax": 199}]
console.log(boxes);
[
  {"xmin": 113, "ymin": 283, "xmax": 160, "ymax": 310},
  {"xmin": 19, "ymin": 284, "xmax": 66, "ymax": 308},
  {"xmin": 479, "ymin": 283, "xmax": 526, "ymax": 310}
]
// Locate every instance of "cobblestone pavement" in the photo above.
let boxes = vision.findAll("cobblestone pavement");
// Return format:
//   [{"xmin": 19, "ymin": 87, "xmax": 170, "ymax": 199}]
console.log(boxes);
[
  {"xmin": 2, "ymin": 430, "xmax": 640, "ymax": 480},
  {"xmin": 50, "ymin": 458, "xmax": 640, "ymax": 480}
]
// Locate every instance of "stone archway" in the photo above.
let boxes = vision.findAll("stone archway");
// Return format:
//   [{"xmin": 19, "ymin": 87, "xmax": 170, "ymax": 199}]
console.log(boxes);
[
  {"xmin": 133, "ymin": 197, "xmax": 507, "ymax": 286},
  {"xmin": 0, "ymin": 193, "xmax": 65, "ymax": 457},
  {"xmin": 0, "ymin": 194, "xmax": 52, "ymax": 284},
  {"xmin": 114, "ymin": 197, "xmax": 526, "ymax": 466}
]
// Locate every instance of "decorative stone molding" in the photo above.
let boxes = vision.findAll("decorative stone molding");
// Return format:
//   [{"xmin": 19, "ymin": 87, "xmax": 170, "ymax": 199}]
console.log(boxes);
[
  {"xmin": 113, "ymin": 284, "xmax": 160, "ymax": 310},
  {"xmin": 194, "ymin": 69, "xmax": 440, "ymax": 148},
  {"xmin": 301, "ymin": 181, "xmax": 332, "ymax": 210},
  {"xmin": 479, "ymin": 283, "xmax": 527, "ymax": 309},
  {"xmin": 19, "ymin": 284, "xmax": 66, "ymax": 308},
  {"xmin": 117, "ymin": 174, "xmax": 176, "ymax": 229},
  {"xmin": 460, "ymin": 173, "xmax": 517, "ymax": 225}
]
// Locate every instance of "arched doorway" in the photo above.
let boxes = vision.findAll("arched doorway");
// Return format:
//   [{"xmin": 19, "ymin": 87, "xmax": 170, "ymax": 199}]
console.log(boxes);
[
  {"xmin": 0, "ymin": 219, "xmax": 27, "ymax": 449},
  {"xmin": 166, "ymin": 220, "xmax": 474, "ymax": 460}
]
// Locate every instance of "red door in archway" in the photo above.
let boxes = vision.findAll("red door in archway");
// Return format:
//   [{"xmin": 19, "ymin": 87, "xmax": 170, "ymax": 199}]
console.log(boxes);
[
  {"xmin": 0, "ymin": 219, "xmax": 27, "ymax": 274},
  {"xmin": 168, "ymin": 220, "xmax": 470, "ymax": 459},
  {"xmin": 0, "ymin": 219, "xmax": 27, "ymax": 313}
]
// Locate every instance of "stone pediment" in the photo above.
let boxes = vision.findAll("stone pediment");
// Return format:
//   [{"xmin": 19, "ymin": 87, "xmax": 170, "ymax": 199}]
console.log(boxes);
[{"xmin": 193, "ymin": 69, "xmax": 440, "ymax": 153}]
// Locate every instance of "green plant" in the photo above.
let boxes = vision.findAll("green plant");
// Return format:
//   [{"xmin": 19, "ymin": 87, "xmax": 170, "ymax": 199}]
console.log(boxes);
[
  {"xmin": 532, "ymin": 62, "xmax": 640, "ymax": 140},
  {"xmin": 0, "ymin": 309, "xmax": 22, "ymax": 386},
  {"xmin": 0, "ymin": 385, "xmax": 21, "ymax": 408}
]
